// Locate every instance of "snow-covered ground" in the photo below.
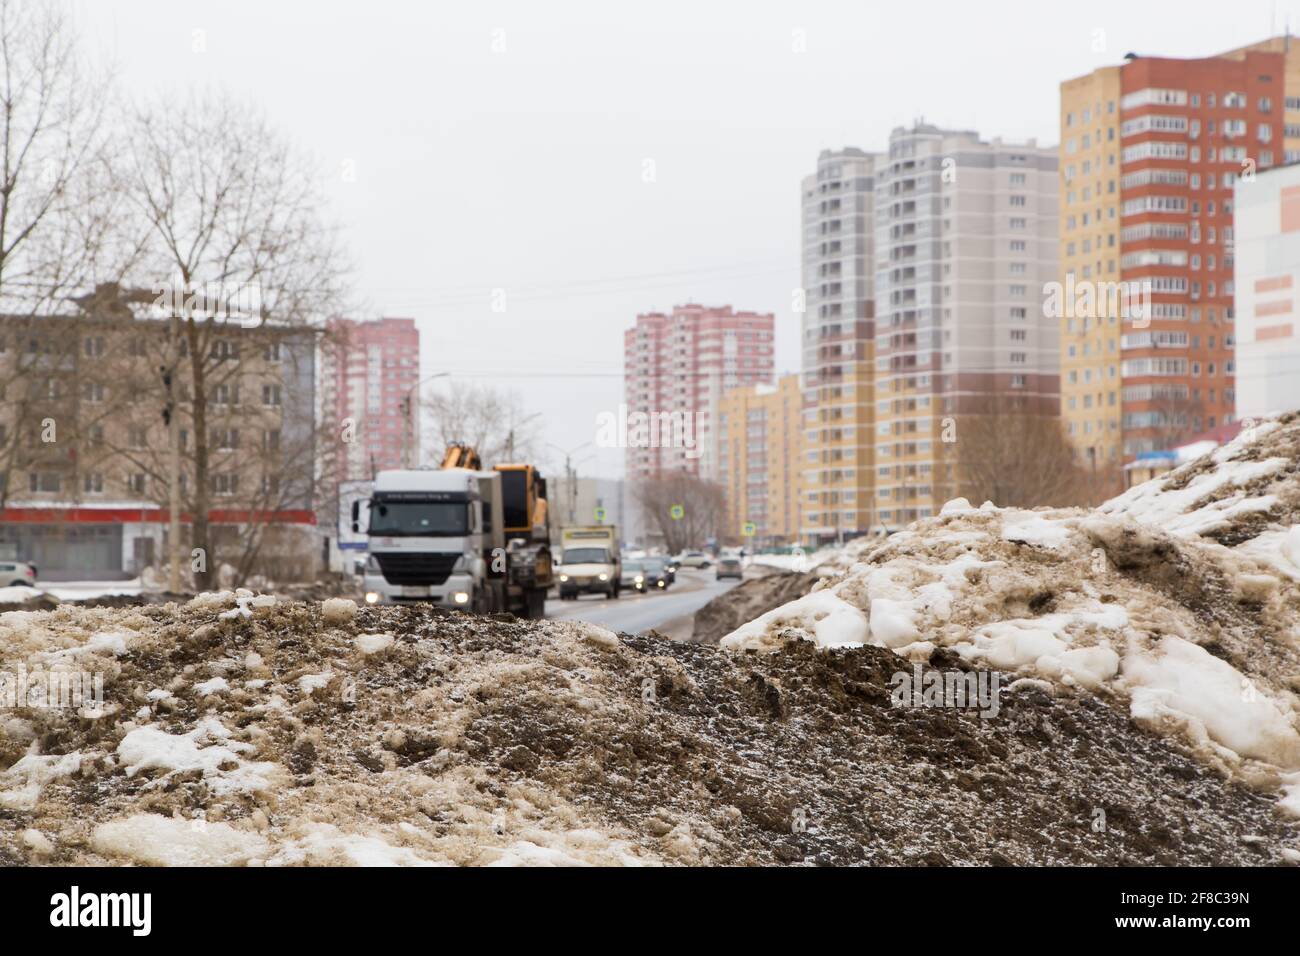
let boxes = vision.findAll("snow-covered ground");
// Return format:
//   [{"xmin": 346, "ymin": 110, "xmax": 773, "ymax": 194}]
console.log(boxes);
[
  {"xmin": 41, "ymin": 579, "xmax": 143, "ymax": 602},
  {"xmin": 723, "ymin": 413, "xmax": 1300, "ymax": 815},
  {"xmin": 748, "ymin": 546, "xmax": 842, "ymax": 573},
  {"xmin": 0, "ymin": 579, "xmax": 144, "ymax": 607},
  {"xmin": 0, "ymin": 586, "xmax": 43, "ymax": 605}
]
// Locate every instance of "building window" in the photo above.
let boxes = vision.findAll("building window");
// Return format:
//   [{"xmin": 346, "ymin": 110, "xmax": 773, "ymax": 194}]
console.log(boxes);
[{"xmin": 28, "ymin": 473, "xmax": 61, "ymax": 493}]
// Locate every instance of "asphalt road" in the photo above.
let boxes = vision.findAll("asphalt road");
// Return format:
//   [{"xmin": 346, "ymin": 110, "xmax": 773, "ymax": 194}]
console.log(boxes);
[{"xmin": 544, "ymin": 568, "xmax": 743, "ymax": 635}]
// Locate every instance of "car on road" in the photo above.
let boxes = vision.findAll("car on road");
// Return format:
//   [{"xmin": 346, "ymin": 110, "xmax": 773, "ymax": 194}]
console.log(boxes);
[
  {"xmin": 643, "ymin": 557, "xmax": 672, "ymax": 589},
  {"xmin": 0, "ymin": 560, "xmax": 37, "ymax": 587},
  {"xmin": 621, "ymin": 559, "xmax": 668, "ymax": 593},
  {"xmin": 715, "ymin": 556, "xmax": 743, "ymax": 580},
  {"xmin": 674, "ymin": 550, "xmax": 711, "ymax": 569}
]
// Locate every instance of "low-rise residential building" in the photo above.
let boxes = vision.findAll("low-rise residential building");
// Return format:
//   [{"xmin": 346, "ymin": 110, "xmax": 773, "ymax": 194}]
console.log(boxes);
[{"xmin": 0, "ymin": 290, "xmax": 318, "ymax": 581}]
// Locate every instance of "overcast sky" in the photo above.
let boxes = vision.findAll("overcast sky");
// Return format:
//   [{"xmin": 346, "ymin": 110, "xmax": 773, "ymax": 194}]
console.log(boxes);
[{"xmin": 71, "ymin": 0, "xmax": 1300, "ymax": 478}]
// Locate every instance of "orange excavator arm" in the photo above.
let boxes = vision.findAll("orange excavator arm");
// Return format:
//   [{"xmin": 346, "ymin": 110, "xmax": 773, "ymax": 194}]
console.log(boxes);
[{"xmin": 440, "ymin": 442, "xmax": 482, "ymax": 471}]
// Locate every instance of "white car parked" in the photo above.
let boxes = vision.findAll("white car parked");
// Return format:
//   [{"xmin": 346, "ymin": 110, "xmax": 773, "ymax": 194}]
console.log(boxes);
[{"xmin": 0, "ymin": 561, "xmax": 37, "ymax": 587}]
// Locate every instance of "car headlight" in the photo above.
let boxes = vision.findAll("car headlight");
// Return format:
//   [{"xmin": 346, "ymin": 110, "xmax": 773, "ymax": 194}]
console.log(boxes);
[
  {"xmin": 657, "ymin": 580, "xmax": 665, "ymax": 588},
  {"xmin": 453, "ymin": 591, "xmax": 470, "ymax": 605},
  {"xmin": 365, "ymin": 591, "xmax": 380, "ymax": 604},
  {"xmin": 598, "ymin": 572, "xmax": 608, "ymax": 581},
  {"xmin": 559, "ymin": 574, "xmax": 569, "ymax": 582},
  {"xmin": 634, "ymin": 575, "xmax": 644, "ymax": 584}
]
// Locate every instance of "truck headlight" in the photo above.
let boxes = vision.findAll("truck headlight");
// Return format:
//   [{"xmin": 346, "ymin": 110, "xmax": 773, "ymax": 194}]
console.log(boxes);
[
  {"xmin": 365, "ymin": 592, "xmax": 380, "ymax": 604},
  {"xmin": 559, "ymin": 573, "xmax": 569, "ymax": 582},
  {"xmin": 598, "ymin": 572, "xmax": 609, "ymax": 581},
  {"xmin": 453, "ymin": 591, "xmax": 470, "ymax": 605},
  {"xmin": 634, "ymin": 575, "xmax": 644, "ymax": 584},
  {"xmin": 657, "ymin": 580, "xmax": 665, "ymax": 588}
]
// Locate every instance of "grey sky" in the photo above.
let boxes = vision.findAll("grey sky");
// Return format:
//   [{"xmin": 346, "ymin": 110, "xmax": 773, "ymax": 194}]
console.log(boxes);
[{"xmin": 73, "ymin": 0, "xmax": 1300, "ymax": 478}]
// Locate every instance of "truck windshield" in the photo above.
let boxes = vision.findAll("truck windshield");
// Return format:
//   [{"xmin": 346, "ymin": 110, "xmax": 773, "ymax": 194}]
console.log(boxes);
[
  {"xmin": 368, "ymin": 501, "xmax": 470, "ymax": 536},
  {"xmin": 563, "ymin": 547, "xmax": 610, "ymax": 564}
]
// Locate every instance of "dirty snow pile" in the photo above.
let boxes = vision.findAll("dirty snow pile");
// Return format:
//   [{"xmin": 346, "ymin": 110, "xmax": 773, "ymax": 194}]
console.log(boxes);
[
  {"xmin": 723, "ymin": 412, "xmax": 1300, "ymax": 813},
  {"xmin": 0, "ymin": 590, "xmax": 669, "ymax": 866},
  {"xmin": 1, "ymin": 581, "xmax": 1298, "ymax": 865}
]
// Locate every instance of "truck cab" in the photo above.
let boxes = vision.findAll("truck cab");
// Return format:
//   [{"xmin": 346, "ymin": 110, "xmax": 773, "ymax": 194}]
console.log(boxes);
[
  {"xmin": 355, "ymin": 469, "xmax": 505, "ymax": 611},
  {"xmin": 557, "ymin": 525, "xmax": 620, "ymax": 600}
]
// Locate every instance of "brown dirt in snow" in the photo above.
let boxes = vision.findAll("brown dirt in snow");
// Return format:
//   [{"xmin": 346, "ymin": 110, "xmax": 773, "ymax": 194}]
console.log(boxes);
[
  {"xmin": 690, "ymin": 570, "xmax": 818, "ymax": 645},
  {"xmin": 2, "ymin": 599, "xmax": 1296, "ymax": 866}
]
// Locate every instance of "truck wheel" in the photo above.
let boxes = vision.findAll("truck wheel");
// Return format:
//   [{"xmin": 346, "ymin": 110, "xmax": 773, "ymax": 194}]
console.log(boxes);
[{"xmin": 526, "ymin": 588, "xmax": 545, "ymax": 619}]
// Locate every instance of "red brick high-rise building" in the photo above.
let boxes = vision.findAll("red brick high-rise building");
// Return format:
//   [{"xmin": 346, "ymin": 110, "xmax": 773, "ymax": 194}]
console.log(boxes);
[
  {"xmin": 1060, "ymin": 39, "xmax": 1293, "ymax": 473},
  {"xmin": 321, "ymin": 317, "xmax": 421, "ymax": 479}
]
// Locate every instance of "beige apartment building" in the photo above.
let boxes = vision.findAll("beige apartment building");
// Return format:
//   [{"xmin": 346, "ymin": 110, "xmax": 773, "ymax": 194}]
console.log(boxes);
[
  {"xmin": 800, "ymin": 148, "xmax": 879, "ymax": 545},
  {"xmin": 716, "ymin": 374, "xmax": 802, "ymax": 545},
  {"xmin": 873, "ymin": 125, "xmax": 1060, "ymax": 525}
]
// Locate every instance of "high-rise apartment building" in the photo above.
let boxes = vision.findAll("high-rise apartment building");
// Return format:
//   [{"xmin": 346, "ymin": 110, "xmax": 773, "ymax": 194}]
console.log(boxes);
[
  {"xmin": 321, "ymin": 317, "xmax": 421, "ymax": 479},
  {"xmin": 622, "ymin": 304, "xmax": 775, "ymax": 486},
  {"xmin": 716, "ymin": 374, "xmax": 803, "ymax": 545},
  {"xmin": 873, "ymin": 125, "xmax": 1059, "ymax": 524},
  {"xmin": 800, "ymin": 148, "xmax": 880, "ymax": 545},
  {"xmin": 1060, "ymin": 39, "xmax": 1295, "ymax": 471}
]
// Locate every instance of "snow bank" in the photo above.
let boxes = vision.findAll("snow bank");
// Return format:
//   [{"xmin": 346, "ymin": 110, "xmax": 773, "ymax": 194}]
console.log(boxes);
[
  {"xmin": 0, "ymin": 585, "xmax": 44, "ymax": 604},
  {"xmin": 721, "ymin": 412, "xmax": 1300, "ymax": 811},
  {"xmin": 721, "ymin": 589, "xmax": 868, "ymax": 652},
  {"xmin": 92, "ymin": 814, "xmax": 270, "ymax": 867}
]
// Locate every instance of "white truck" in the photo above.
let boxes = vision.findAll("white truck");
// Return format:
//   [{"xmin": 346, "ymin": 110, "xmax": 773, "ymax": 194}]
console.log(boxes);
[
  {"xmin": 556, "ymin": 526, "xmax": 620, "ymax": 600},
  {"xmin": 355, "ymin": 468, "xmax": 504, "ymax": 612},
  {"xmin": 353, "ymin": 460, "xmax": 553, "ymax": 618}
]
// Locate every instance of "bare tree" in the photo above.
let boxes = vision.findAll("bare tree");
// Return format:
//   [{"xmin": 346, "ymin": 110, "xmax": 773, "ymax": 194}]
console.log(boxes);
[
  {"xmin": 121, "ymin": 94, "xmax": 347, "ymax": 588},
  {"xmin": 955, "ymin": 397, "xmax": 1105, "ymax": 508},
  {"xmin": 1146, "ymin": 391, "xmax": 1203, "ymax": 451},
  {"xmin": 632, "ymin": 472, "xmax": 726, "ymax": 554},
  {"xmin": 0, "ymin": 0, "xmax": 138, "ymax": 507},
  {"xmin": 422, "ymin": 382, "xmax": 540, "ymax": 465}
]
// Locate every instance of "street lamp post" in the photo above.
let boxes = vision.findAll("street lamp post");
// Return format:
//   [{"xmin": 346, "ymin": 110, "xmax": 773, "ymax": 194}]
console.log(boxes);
[
  {"xmin": 399, "ymin": 371, "xmax": 449, "ymax": 468},
  {"xmin": 505, "ymin": 412, "xmax": 543, "ymax": 461},
  {"xmin": 547, "ymin": 441, "xmax": 593, "ymax": 526}
]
